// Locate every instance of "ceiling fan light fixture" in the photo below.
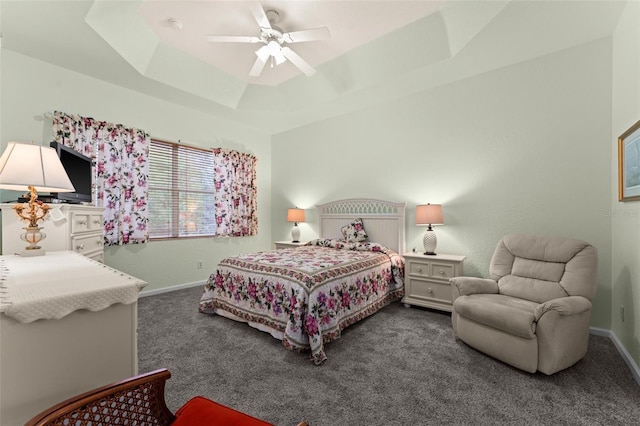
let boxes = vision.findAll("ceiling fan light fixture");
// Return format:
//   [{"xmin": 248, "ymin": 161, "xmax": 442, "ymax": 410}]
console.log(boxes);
[
  {"xmin": 256, "ymin": 45, "xmax": 270, "ymax": 61},
  {"xmin": 274, "ymin": 51, "xmax": 286, "ymax": 65},
  {"xmin": 207, "ymin": 5, "xmax": 330, "ymax": 78},
  {"xmin": 257, "ymin": 40, "xmax": 286, "ymax": 66},
  {"xmin": 266, "ymin": 40, "xmax": 281, "ymax": 55}
]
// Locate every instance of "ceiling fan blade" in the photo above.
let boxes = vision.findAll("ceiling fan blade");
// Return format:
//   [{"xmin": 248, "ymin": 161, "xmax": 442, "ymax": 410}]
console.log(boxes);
[
  {"xmin": 250, "ymin": 3, "xmax": 271, "ymax": 29},
  {"xmin": 283, "ymin": 27, "xmax": 331, "ymax": 43},
  {"xmin": 281, "ymin": 47, "xmax": 316, "ymax": 76},
  {"xmin": 206, "ymin": 35, "xmax": 262, "ymax": 43},
  {"xmin": 249, "ymin": 56, "xmax": 267, "ymax": 77}
]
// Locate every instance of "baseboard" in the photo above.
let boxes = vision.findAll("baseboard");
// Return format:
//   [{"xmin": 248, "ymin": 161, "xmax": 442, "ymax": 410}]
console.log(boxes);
[
  {"xmin": 590, "ymin": 326, "xmax": 640, "ymax": 386},
  {"xmin": 139, "ymin": 280, "xmax": 206, "ymax": 298}
]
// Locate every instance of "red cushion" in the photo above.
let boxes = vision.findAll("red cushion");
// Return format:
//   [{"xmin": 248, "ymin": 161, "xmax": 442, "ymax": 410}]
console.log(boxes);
[{"xmin": 172, "ymin": 396, "xmax": 273, "ymax": 426}]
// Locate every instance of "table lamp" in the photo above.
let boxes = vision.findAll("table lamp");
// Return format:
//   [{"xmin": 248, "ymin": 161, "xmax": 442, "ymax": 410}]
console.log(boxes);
[
  {"xmin": 0, "ymin": 141, "xmax": 75, "ymax": 256},
  {"xmin": 415, "ymin": 203, "xmax": 444, "ymax": 255},
  {"xmin": 287, "ymin": 208, "xmax": 305, "ymax": 243}
]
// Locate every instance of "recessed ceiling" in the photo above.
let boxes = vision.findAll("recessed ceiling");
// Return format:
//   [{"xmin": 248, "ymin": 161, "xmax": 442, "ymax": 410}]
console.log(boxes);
[
  {"xmin": 139, "ymin": 0, "xmax": 444, "ymax": 86},
  {"xmin": 0, "ymin": 1, "xmax": 627, "ymax": 134}
]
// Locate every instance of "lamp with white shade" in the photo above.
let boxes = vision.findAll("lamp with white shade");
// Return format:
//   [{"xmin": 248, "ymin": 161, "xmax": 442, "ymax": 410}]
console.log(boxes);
[
  {"xmin": 287, "ymin": 208, "xmax": 305, "ymax": 243},
  {"xmin": 0, "ymin": 141, "xmax": 75, "ymax": 256},
  {"xmin": 415, "ymin": 203, "xmax": 444, "ymax": 255}
]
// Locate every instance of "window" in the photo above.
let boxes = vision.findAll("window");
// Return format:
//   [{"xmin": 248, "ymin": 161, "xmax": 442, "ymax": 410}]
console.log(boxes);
[{"xmin": 148, "ymin": 139, "xmax": 216, "ymax": 239}]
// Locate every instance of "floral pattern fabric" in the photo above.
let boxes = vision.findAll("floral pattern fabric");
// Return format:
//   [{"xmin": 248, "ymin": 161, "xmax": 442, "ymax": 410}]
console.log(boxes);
[
  {"xmin": 199, "ymin": 239, "xmax": 405, "ymax": 364},
  {"xmin": 52, "ymin": 111, "xmax": 149, "ymax": 246},
  {"xmin": 212, "ymin": 148, "xmax": 258, "ymax": 237},
  {"xmin": 341, "ymin": 218, "xmax": 368, "ymax": 242}
]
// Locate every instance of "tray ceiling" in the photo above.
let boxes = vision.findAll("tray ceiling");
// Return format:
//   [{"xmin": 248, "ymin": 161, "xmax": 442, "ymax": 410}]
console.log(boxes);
[{"xmin": 0, "ymin": 1, "xmax": 626, "ymax": 134}]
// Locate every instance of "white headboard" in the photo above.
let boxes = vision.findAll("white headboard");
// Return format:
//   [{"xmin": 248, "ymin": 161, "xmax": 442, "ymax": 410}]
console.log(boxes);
[{"xmin": 316, "ymin": 198, "xmax": 406, "ymax": 253}]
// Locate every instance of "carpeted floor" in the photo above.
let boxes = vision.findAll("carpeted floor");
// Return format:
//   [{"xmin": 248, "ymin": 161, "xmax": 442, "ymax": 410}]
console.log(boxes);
[{"xmin": 138, "ymin": 286, "xmax": 640, "ymax": 425}]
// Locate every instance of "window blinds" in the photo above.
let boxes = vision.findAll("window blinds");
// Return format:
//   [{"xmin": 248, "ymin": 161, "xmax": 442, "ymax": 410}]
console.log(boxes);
[{"xmin": 148, "ymin": 140, "xmax": 216, "ymax": 238}]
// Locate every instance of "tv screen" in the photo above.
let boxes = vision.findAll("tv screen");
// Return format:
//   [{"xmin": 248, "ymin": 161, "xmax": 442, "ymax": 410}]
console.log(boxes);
[{"xmin": 49, "ymin": 142, "xmax": 93, "ymax": 203}]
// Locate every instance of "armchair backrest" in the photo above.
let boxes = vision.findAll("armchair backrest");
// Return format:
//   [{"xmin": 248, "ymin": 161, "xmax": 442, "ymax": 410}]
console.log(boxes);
[{"xmin": 489, "ymin": 234, "xmax": 597, "ymax": 303}]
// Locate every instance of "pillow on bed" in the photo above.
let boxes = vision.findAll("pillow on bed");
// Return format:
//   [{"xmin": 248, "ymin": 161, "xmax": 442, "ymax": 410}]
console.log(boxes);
[{"xmin": 341, "ymin": 218, "xmax": 368, "ymax": 242}]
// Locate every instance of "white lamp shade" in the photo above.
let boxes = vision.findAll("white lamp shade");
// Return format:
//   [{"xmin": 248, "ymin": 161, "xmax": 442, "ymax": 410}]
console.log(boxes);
[
  {"xmin": 0, "ymin": 142, "xmax": 75, "ymax": 192},
  {"xmin": 415, "ymin": 203, "xmax": 444, "ymax": 226},
  {"xmin": 287, "ymin": 208, "xmax": 305, "ymax": 223}
]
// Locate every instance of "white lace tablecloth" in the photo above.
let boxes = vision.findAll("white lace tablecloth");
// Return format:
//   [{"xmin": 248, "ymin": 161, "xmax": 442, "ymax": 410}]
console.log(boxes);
[{"xmin": 0, "ymin": 251, "xmax": 146, "ymax": 323}]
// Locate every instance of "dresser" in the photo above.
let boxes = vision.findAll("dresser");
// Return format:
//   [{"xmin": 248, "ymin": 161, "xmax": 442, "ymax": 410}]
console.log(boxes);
[
  {"xmin": 0, "ymin": 203, "xmax": 105, "ymax": 261},
  {"xmin": 402, "ymin": 252, "xmax": 466, "ymax": 312},
  {"xmin": 0, "ymin": 251, "xmax": 146, "ymax": 426}
]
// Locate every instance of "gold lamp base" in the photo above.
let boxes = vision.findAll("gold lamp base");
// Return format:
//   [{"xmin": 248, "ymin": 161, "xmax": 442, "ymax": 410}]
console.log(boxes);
[
  {"xmin": 20, "ymin": 225, "xmax": 47, "ymax": 257},
  {"xmin": 10, "ymin": 186, "xmax": 50, "ymax": 257},
  {"xmin": 21, "ymin": 247, "xmax": 45, "ymax": 257}
]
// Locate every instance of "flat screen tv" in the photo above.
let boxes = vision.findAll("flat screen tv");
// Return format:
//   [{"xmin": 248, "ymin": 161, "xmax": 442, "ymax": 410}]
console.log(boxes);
[{"xmin": 49, "ymin": 141, "xmax": 93, "ymax": 203}]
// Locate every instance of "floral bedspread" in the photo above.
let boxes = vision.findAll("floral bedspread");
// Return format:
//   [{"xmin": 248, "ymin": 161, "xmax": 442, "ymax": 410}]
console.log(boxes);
[{"xmin": 199, "ymin": 239, "xmax": 405, "ymax": 364}]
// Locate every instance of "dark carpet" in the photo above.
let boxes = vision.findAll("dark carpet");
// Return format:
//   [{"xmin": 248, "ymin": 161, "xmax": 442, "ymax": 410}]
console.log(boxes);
[{"xmin": 138, "ymin": 286, "xmax": 640, "ymax": 425}]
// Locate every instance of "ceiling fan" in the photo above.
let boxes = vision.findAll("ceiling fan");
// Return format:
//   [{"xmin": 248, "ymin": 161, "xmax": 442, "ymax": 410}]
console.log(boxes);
[{"xmin": 206, "ymin": 3, "xmax": 330, "ymax": 77}]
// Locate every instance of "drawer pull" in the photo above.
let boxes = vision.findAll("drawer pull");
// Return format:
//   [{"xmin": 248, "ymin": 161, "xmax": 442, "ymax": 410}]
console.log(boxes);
[
  {"xmin": 427, "ymin": 288, "xmax": 433, "ymax": 293},
  {"xmin": 438, "ymin": 269, "xmax": 445, "ymax": 275},
  {"xmin": 416, "ymin": 267, "xmax": 422, "ymax": 273},
  {"xmin": 77, "ymin": 220, "xmax": 87, "ymax": 225},
  {"xmin": 76, "ymin": 244, "xmax": 85, "ymax": 250},
  {"xmin": 93, "ymin": 220, "xmax": 101, "ymax": 225}
]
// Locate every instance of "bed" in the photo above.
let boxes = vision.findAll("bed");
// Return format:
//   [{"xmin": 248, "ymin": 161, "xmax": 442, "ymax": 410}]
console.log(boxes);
[{"xmin": 199, "ymin": 198, "xmax": 406, "ymax": 364}]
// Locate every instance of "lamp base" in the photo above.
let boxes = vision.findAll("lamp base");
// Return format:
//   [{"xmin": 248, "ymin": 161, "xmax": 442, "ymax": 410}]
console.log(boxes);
[
  {"xmin": 19, "ymin": 225, "xmax": 47, "ymax": 257},
  {"xmin": 20, "ymin": 247, "xmax": 45, "ymax": 257},
  {"xmin": 423, "ymin": 228, "xmax": 438, "ymax": 256},
  {"xmin": 291, "ymin": 224, "xmax": 301, "ymax": 243}
]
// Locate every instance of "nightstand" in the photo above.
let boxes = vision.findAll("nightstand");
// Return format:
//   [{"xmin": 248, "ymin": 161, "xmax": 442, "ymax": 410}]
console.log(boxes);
[
  {"xmin": 274, "ymin": 240, "xmax": 308, "ymax": 249},
  {"xmin": 402, "ymin": 252, "xmax": 466, "ymax": 312}
]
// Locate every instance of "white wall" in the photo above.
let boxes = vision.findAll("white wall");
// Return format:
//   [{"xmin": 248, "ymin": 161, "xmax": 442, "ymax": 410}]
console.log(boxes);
[
  {"xmin": 272, "ymin": 38, "xmax": 613, "ymax": 329},
  {"xmin": 611, "ymin": 0, "xmax": 640, "ymax": 368},
  {"xmin": 0, "ymin": 50, "xmax": 272, "ymax": 292}
]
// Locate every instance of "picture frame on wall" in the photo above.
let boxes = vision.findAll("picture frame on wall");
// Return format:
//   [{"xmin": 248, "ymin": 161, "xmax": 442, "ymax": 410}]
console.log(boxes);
[{"xmin": 618, "ymin": 120, "xmax": 640, "ymax": 202}]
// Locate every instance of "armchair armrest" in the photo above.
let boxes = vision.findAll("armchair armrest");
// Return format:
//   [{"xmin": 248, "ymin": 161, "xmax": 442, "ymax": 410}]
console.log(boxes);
[
  {"xmin": 25, "ymin": 369, "xmax": 175, "ymax": 426},
  {"xmin": 450, "ymin": 276, "xmax": 499, "ymax": 300},
  {"xmin": 534, "ymin": 296, "xmax": 592, "ymax": 321}
]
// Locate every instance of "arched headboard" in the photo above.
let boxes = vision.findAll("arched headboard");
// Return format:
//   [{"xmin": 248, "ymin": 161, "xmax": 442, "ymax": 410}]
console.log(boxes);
[{"xmin": 316, "ymin": 198, "xmax": 406, "ymax": 253}]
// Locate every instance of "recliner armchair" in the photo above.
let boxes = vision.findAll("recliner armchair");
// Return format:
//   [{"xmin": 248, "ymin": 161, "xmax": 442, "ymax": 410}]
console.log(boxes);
[{"xmin": 450, "ymin": 233, "xmax": 597, "ymax": 375}]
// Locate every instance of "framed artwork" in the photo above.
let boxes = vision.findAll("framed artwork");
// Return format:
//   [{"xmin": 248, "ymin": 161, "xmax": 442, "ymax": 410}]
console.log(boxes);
[{"xmin": 618, "ymin": 120, "xmax": 640, "ymax": 202}]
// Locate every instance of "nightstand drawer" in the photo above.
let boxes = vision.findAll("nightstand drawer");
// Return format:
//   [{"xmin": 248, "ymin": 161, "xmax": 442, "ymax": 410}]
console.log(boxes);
[
  {"xmin": 431, "ymin": 262, "xmax": 455, "ymax": 279},
  {"xmin": 408, "ymin": 261, "xmax": 430, "ymax": 277},
  {"xmin": 407, "ymin": 278, "xmax": 452, "ymax": 303},
  {"xmin": 408, "ymin": 260, "xmax": 454, "ymax": 280}
]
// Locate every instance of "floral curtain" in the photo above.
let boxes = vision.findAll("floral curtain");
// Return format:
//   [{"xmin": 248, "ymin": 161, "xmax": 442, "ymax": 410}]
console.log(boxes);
[
  {"xmin": 52, "ymin": 111, "xmax": 150, "ymax": 246},
  {"xmin": 213, "ymin": 148, "xmax": 258, "ymax": 236}
]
